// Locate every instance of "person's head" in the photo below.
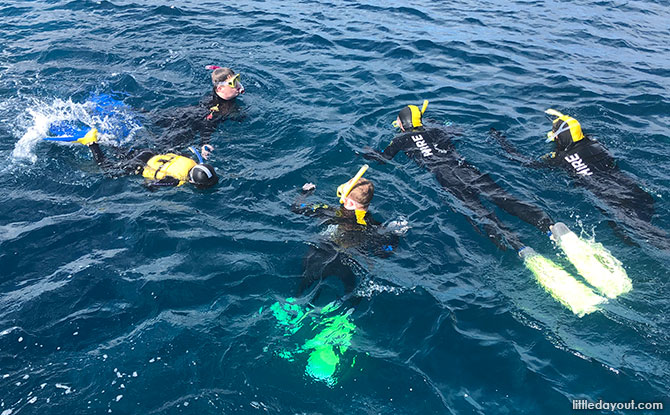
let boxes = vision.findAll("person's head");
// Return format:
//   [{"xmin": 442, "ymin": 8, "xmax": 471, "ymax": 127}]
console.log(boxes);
[
  {"xmin": 393, "ymin": 100, "xmax": 429, "ymax": 132},
  {"xmin": 212, "ymin": 67, "xmax": 245, "ymax": 100},
  {"xmin": 188, "ymin": 164, "xmax": 219, "ymax": 189},
  {"xmin": 342, "ymin": 178, "xmax": 374, "ymax": 211},
  {"xmin": 545, "ymin": 108, "xmax": 584, "ymax": 151}
]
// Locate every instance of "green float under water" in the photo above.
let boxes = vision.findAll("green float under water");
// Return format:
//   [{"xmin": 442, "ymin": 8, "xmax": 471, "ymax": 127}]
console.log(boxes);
[{"xmin": 268, "ymin": 298, "xmax": 356, "ymax": 386}]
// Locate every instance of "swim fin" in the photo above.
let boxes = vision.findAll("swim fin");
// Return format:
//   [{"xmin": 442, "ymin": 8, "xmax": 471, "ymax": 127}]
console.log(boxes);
[
  {"xmin": 268, "ymin": 299, "xmax": 354, "ymax": 386},
  {"xmin": 269, "ymin": 297, "xmax": 311, "ymax": 335},
  {"xmin": 43, "ymin": 128, "xmax": 90, "ymax": 142},
  {"xmin": 519, "ymin": 247, "xmax": 605, "ymax": 317},
  {"xmin": 303, "ymin": 306, "xmax": 355, "ymax": 385},
  {"xmin": 77, "ymin": 128, "xmax": 98, "ymax": 145},
  {"xmin": 42, "ymin": 119, "xmax": 91, "ymax": 142},
  {"xmin": 549, "ymin": 223, "xmax": 632, "ymax": 299}
]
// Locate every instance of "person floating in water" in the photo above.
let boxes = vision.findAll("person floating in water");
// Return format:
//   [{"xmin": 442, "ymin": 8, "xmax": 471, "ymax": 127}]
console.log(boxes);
[
  {"xmin": 152, "ymin": 65, "xmax": 245, "ymax": 160},
  {"xmin": 270, "ymin": 167, "xmax": 402, "ymax": 386},
  {"xmin": 76, "ymin": 128, "xmax": 218, "ymax": 189},
  {"xmin": 363, "ymin": 103, "xmax": 633, "ymax": 315},
  {"xmin": 490, "ymin": 109, "xmax": 667, "ymax": 248},
  {"xmin": 364, "ymin": 100, "xmax": 553, "ymax": 251},
  {"xmin": 291, "ymin": 165, "xmax": 403, "ymax": 301}
]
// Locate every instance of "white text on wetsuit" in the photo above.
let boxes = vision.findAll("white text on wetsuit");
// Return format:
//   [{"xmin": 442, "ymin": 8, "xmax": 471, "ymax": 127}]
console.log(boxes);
[
  {"xmin": 564, "ymin": 153, "xmax": 593, "ymax": 176},
  {"xmin": 411, "ymin": 134, "xmax": 433, "ymax": 157}
]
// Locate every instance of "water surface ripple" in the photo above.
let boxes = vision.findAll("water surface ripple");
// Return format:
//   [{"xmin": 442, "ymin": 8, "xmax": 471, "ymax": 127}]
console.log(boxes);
[{"xmin": 1, "ymin": 0, "xmax": 669, "ymax": 413}]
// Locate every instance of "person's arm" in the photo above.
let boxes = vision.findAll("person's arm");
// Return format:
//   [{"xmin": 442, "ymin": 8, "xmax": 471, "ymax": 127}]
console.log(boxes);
[
  {"xmin": 362, "ymin": 135, "xmax": 405, "ymax": 164},
  {"xmin": 290, "ymin": 183, "xmax": 336, "ymax": 218},
  {"xmin": 199, "ymin": 119, "xmax": 217, "ymax": 154},
  {"xmin": 372, "ymin": 230, "xmax": 400, "ymax": 258},
  {"xmin": 489, "ymin": 128, "xmax": 551, "ymax": 169},
  {"xmin": 359, "ymin": 217, "xmax": 403, "ymax": 258},
  {"xmin": 199, "ymin": 105, "xmax": 248, "ymax": 159}
]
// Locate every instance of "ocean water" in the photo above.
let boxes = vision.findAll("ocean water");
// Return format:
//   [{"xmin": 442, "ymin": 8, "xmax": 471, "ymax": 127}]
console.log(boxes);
[{"xmin": 1, "ymin": 0, "xmax": 670, "ymax": 413}]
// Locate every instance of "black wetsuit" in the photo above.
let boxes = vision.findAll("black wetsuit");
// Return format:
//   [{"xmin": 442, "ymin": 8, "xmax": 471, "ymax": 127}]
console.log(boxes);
[
  {"xmin": 291, "ymin": 197, "xmax": 398, "ymax": 299},
  {"xmin": 366, "ymin": 126, "xmax": 553, "ymax": 251},
  {"xmin": 151, "ymin": 89, "xmax": 242, "ymax": 151},
  {"xmin": 87, "ymin": 143, "xmax": 191, "ymax": 188},
  {"xmin": 542, "ymin": 138, "xmax": 653, "ymax": 222},
  {"xmin": 492, "ymin": 129, "xmax": 663, "ymax": 246}
]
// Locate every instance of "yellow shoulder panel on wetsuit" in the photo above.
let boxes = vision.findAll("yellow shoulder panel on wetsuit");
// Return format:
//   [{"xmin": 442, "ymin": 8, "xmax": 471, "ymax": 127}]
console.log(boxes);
[
  {"xmin": 409, "ymin": 106, "xmax": 423, "ymax": 128},
  {"xmin": 355, "ymin": 209, "xmax": 367, "ymax": 225},
  {"xmin": 408, "ymin": 100, "xmax": 428, "ymax": 128},
  {"xmin": 560, "ymin": 115, "xmax": 584, "ymax": 142}
]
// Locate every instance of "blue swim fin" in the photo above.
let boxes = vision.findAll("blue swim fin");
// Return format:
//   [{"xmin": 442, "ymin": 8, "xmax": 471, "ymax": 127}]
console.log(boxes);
[
  {"xmin": 44, "ymin": 120, "xmax": 91, "ymax": 142},
  {"xmin": 43, "ymin": 129, "xmax": 90, "ymax": 142}
]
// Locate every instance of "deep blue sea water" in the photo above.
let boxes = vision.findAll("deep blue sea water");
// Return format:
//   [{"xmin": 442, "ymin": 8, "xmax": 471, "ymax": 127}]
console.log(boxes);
[{"xmin": 1, "ymin": 0, "xmax": 670, "ymax": 413}]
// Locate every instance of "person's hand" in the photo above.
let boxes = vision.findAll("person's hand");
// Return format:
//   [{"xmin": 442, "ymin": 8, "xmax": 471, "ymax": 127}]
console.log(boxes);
[
  {"xmin": 362, "ymin": 147, "xmax": 381, "ymax": 161},
  {"xmin": 302, "ymin": 182, "xmax": 316, "ymax": 193},
  {"xmin": 201, "ymin": 144, "xmax": 214, "ymax": 160},
  {"xmin": 387, "ymin": 217, "xmax": 409, "ymax": 236},
  {"xmin": 540, "ymin": 151, "xmax": 555, "ymax": 161}
]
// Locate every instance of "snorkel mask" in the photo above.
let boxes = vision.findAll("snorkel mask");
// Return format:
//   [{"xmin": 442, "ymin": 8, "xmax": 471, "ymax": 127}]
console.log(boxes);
[
  {"xmin": 544, "ymin": 108, "xmax": 584, "ymax": 150},
  {"xmin": 336, "ymin": 164, "xmax": 369, "ymax": 204},
  {"xmin": 393, "ymin": 100, "xmax": 429, "ymax": 130},
  {"xmin": 216, "ymin": 73, "xmax": 241, "ymax": 88}
]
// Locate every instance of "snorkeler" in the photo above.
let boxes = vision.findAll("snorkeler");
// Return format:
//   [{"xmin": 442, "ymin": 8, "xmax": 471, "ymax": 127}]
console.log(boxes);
[
  {"xmin": 270, "ymin": 167, "xmax": 399, "ymax": 385},
  {"xmin": 151, "ymin": 65, "xmax": 245, "ymax": 160},
  {"xmin": 364, "ymin": 103, "xmax": 632, "ymax": 314},
  {"xmin": 76, "ymin": 128, "xmax": 218, "ymax": 189},
  {"xmin": 291, "ymin": 165, "xmax": 402, "ymax": 299},
  {"xmin": 364, "ymin": 100, "xmax": 553, "ymax": 251},
  {"xmin": 490, "ymin": 109, "xmax": 667, "ymax": 248}
]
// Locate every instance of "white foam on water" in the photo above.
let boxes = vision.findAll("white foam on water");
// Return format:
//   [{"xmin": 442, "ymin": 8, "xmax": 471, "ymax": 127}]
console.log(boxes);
[
  {"xmin": 55, "ymin": 383, "xmax": 72, "ymax": 394},
  {"xmin": 0, "ymin": 327, "xmax": 18, "ymax": 337},
  {"xmin": 10, "ymin": 96, "xmax": 141, "ymax": 164},
  {"xmin": 11, "ymin": 98, "xmax": 84, "ymax": 163},
  {"xmin": 355, "ymin": 279, "xmax": 407, "ymax": 298}
]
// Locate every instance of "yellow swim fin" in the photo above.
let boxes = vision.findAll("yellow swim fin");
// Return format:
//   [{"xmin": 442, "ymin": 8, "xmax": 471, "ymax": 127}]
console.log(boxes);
[
  {"xmin": 519, "ymin": 247, "xmax": 605, "ymax": 317},
  {"xmin": 549, "ymin": 223, "xmax": 632, "ymax": 299},
  {"xmin": 77, "ymin": 128, "xmax": 98, "ymax": 146}
]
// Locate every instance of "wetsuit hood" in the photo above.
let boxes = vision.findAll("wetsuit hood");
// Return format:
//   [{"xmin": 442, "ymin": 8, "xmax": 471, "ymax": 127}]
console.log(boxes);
[
  {"xmin": 189, "ymin": 163, "xmax": 219, "ymax": 189},
  {"xmin": 397, "ymin": 100, "xmax": 429, "ymax": 130},
  {"xmin": 545, "ymin": 109, "xmax": 585, "ymax": 152}
]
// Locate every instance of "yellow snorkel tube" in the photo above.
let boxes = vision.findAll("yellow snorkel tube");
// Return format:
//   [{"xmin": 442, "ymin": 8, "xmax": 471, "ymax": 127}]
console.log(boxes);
[
  {"xmin": 337, "ymin": 164, "xmax": 369, "ymax": 204},
  {"xmin": 545, "ymin": 108, "xmax": 565, "ymax": 118}
]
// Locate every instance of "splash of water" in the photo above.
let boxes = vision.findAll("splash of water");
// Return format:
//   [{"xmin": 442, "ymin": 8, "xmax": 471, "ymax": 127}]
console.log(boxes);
[{"xmin": 10, "ymin": 94, "xmax": 141, "ymax": 163}]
